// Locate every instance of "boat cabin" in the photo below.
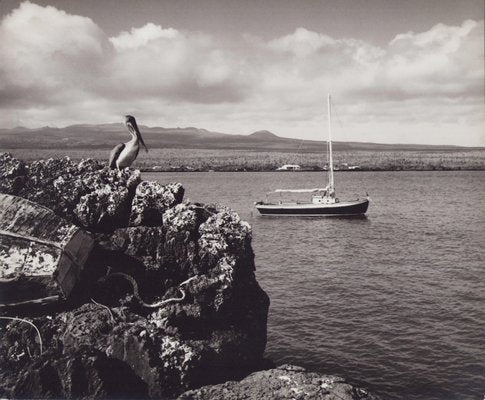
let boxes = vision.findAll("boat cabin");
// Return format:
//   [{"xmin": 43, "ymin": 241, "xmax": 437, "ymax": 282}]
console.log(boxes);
[
  {"xmin": 312, "ymin": 193, "xmax": 338, "ymax": 204},
  {"xmin": 276, "ymin": 164, "xmax": 301, "ymax": 171}
]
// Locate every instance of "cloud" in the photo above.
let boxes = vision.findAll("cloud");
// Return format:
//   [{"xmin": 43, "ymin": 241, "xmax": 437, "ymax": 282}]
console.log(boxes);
[
  {"xmin": 109, "ymin": 23, "xmax": 179, "ymax": 51},
  {"xmin": 0, "ymin": 1, "xmax": 249, "ymax": 112},
  {"xmin": 104, "ymin": 25, "xmax": 250, "ymax": 103},
  {"xmin": 365, "ymin": 19, "xmax": 484, "ymax": 99},
  {"xmin": 263, "ymin": 20, "xmax": 483, "ymax": 102},
  {"xmin": 251, "ymin": 20, "xmax": 483, "ymax": 144},
  {"xmin": 268, "ymin": 27, "xmax": 338, "ymax": 58},
  {"xmin": 0, "ymin": 2, "xmax": 483, "ymax": 145},
  {"xmin": 0, "ymin": 1, "xmax": 106, "ymax": 105}
]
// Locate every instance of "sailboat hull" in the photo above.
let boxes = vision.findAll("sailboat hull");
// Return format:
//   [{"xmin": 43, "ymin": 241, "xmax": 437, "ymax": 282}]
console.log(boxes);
[{"xmin": 255, "ymin": 198, "xmax": 369, "ymax": 216}]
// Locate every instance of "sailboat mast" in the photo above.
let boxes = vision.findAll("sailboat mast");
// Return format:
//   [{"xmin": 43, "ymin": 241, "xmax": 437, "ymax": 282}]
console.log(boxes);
[{"xmin": 327, "ymin": 94, "xmax": 335, "ymax": 195}]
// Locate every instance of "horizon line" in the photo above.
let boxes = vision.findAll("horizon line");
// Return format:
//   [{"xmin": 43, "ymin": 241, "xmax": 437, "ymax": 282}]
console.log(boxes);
[{"xmin": 1, "ymin": 123, "xmax": 483, "ymax": 149}]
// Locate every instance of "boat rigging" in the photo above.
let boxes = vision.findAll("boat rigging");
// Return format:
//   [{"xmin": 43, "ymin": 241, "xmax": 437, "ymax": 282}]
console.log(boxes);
[{"xmin": 254, "ymin": 94, "xmax": 369, "ymax": 216}]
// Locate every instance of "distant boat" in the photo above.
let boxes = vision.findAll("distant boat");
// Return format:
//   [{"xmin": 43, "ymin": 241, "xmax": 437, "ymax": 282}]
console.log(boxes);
[
  {"xmin": 255, "ymin": 94, "xmax": 369, "ymax": 216},
  {"xmin": 276, "ymin": 164, "xmax": 301, "ymax": 171}
]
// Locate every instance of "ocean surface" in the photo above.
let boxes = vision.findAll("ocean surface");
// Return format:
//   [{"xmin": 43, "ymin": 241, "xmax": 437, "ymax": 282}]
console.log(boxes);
[{"xmin": 144, "ymin": 171, "xmax": 485, "ymax": 400}]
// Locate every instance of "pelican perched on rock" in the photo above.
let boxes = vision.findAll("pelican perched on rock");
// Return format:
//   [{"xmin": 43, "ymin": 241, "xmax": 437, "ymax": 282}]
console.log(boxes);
[{"xmin": 109, "ymin": 115, "xmax": 148, "ymax": 169}]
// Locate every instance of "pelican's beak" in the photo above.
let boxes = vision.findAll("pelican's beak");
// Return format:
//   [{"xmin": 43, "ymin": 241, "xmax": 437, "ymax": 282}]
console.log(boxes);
[
  {"xmin": 137, "ymin": 128, "xmax": 149, "ymax": 153},
  {"xmin": 127, "ymin": 116, "xmax": 148, "ymax": 152}
]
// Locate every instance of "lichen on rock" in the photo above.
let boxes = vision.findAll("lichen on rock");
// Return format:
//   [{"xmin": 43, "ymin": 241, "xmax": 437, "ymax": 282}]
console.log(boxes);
[{"xmin": 130, "ymin": 181, "xmax": 184, "ymax": 226}]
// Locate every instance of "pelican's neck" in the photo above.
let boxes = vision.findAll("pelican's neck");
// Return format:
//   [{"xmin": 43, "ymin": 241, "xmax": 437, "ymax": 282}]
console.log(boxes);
[
  {"xmin": 126, "ymin": 126, "xmax": 139, "ymax": 145},
  {"xmin": 127, "ymin": 135, "xmax": 139, "ymax": 146}
]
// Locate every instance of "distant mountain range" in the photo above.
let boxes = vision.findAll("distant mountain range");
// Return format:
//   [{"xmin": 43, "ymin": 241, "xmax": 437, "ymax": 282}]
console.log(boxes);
[{"xmin": 0, "ymin": 124, "xmax": 479, "ymax": 152}]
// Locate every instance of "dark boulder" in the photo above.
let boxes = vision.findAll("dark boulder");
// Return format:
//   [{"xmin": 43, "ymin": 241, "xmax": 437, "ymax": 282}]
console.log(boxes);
[
  {"xmin": 0, "ymin": 153, "xmax": 27, "ymax": 194},
  {"xmin": 12, "ymin": 347, "xmax": 148, "ymax": 399},
  {"xmin": 177, "ymin": 364, "xmax": 379, "ymax": 400}
]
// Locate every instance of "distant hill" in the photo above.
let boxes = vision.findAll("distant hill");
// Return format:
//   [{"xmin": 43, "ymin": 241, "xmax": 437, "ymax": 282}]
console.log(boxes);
[
  {"xmin": 248, "ymin": 130, "xmax": 280, "ymax": 140},
  {"xmin": 0, "ymin": 124, "xmax": 480, "ymax": 152}
]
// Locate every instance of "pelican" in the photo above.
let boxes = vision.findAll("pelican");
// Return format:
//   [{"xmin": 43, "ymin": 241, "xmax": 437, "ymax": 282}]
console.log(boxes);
[{"xmin": 109, "ymin": 115, "xmax": 148, "ymax": 169}]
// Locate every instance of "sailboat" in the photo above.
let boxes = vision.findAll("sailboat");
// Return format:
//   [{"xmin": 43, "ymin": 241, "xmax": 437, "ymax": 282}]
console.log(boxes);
[{"xmin": 255, "ymin": 94, "xmax": 369, "ymax": 216}]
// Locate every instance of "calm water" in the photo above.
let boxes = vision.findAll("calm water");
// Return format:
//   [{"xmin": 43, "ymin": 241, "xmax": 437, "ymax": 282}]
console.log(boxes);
[{"xmin": 145, "ymin": 171, "xmax": 485, "ymax": 400}]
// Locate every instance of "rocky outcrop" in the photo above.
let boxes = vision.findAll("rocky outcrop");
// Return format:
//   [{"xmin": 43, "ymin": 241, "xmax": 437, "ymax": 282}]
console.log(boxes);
[
  {"xmin": 178, "ymin": 364, "xmax": 378, "ymax": 400},
  {"xmin": 0, "ymin": 153, "xmax": 269, "ymax": 399},
  {"xmin": 0, "ymin": 153, "xmax": 140, "ymax": 232},
  {"xmin": 0, "ymin": 153, "xmax": 27, "ymax": 194},
  {"xmin": 130, "ymin": 181, "xmax": 184, "ymax": 226},
  {"xmin": 12, "ymin": 347, "xmax": 148, "ymax": 399}
]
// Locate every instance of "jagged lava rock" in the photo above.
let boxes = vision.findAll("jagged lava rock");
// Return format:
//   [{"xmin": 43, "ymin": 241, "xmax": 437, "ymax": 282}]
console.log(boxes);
[
  {"xmin": 130, "ymin": 181, "xmax": 185, "ymax": 226},
  {"xmin": 107, "ymin": 225, "xmax": 166, "ymax": 272},
  {"xmin": 0, "ymin": 153, "xmax": 141, "ymax": 231},
  {"xmin": 57, "ymin": 163, "xmax": 141, "ymax": 231},
  {"xmin": 0, "ymin": 153, "xmax": 27, "ymax": 194},
  {"xmin": 0, "ymin": 153, "xmax": 270, "ymax": 399},
  {"xmin": 178, "ymin": 364, "xmax": 378, "ymax": 400},
  {"xmin": 12, "ymin": 347, "xmax": 148, "ymax": 399},
  {"xmin": 161, "ymin": 202, "xmax": 213, "ymax": 277}
]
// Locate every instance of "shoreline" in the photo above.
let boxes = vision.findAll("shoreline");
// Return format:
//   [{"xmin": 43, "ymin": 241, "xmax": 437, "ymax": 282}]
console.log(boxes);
[
  {"xmin": 4, "ymin": 148, "xmax": 484, "ymax": 173},
  {"xmin": 140, "ymin": 167, "xmax": 485, "ymax": 172}
]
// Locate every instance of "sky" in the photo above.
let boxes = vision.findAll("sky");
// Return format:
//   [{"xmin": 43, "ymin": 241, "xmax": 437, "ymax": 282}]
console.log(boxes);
[{"xmin": 0, "ymin": 0, "xmax": 483, "ymax": 146}]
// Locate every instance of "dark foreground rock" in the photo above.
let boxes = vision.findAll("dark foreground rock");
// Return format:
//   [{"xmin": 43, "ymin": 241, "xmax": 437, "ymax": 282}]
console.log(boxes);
[
  {"xmin": 0, "ymin": 153, "xmax": 269, "ymax": 399},
  {"xmin": 178, "ymin": 364, "xmax": 378, "ymax": 400}
]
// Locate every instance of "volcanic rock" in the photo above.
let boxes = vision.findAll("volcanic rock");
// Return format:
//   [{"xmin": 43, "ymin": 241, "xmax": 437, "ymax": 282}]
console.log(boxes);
[
  {"xmin": 0, "ymin": 153, "xmax": 270, "ymax": 399},
  {"xmin": 0, "ymin": 154, "xmax": 141, "ymax": 231},
  {"xmin": 0, "ymin": 153, "xmax": 27, "ymax": 194},
  {"xmin": 177, "ymin": 364, "xmax": 378, "ymax": 400},
  {"xmin": 12, "ymin": 347, "xmax": 148, "ymax": 399},
  {"xmin": 130, "ymin": 181, "xmax": 185, "ymax": 226}
]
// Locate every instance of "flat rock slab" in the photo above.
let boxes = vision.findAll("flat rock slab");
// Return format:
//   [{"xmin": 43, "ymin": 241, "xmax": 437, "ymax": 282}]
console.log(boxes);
[{"xmin": 0, "ymin": 193, "xmax": 93, "ymax": 304}]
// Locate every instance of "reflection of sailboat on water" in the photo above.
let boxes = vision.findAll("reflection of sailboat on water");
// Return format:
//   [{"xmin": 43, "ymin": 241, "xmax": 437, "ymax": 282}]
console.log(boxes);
[{"xmin": 255, "ymin": 94, "xmax": 369, "ymax": 216}]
